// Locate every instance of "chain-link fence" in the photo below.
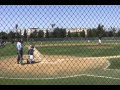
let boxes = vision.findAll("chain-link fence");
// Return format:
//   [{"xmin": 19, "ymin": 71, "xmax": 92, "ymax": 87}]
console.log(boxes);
[{"xmin": 0, "ymin": 5, "xmax": 120, "ymax": 85}]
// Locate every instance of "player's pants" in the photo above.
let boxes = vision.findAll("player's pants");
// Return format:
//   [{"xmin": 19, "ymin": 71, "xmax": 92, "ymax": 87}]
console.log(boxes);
[
  {"xmin": 29, "ymin": 55, "xmax": 34, "ymax": 64},
  {"xmin": 99, "ymin": 39, "xmax": 101, "ymax": 44},
  {"xmin": 17, "ymin": 50, "xmax": 23, "ymax": 64}
]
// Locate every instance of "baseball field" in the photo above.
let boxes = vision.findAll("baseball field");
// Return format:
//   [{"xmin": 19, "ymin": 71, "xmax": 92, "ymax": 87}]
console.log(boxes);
[{"xmin": 1, "ymin": 39, "xmax": 120, "ymax": 85}]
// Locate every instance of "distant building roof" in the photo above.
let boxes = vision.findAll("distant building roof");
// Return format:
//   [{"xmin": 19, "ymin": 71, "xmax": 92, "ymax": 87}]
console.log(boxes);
[{"xmin": 29, "ymin": 28, "xmax": 39, "ymax": 29}]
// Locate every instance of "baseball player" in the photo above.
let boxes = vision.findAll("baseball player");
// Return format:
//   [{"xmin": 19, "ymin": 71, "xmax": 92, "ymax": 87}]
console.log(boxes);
[
  {"xmin": 16, "ymin": 39, "xmax": 23, "ymax": 64},
  {"xmin": 28, "ymin": 45, "xmax": 35, "ymax": 64}
]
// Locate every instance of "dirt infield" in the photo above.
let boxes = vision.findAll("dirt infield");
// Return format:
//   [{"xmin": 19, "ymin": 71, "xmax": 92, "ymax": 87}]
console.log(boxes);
[
  {"xmin": 26, "ymin": 43, "xmax": 112, "ymax": 48},
  {"xmin": 0, "ymin": 55, "xmax": 110, "ymax": 78},
  {"xmin": 0, "ymin": 44, "xmax": 119, "ymax": 78}
]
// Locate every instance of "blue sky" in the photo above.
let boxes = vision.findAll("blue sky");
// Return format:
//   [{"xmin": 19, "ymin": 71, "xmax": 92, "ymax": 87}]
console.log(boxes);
[{"xmin": 0, "ymin": 5, "xmax": 120, "ymax": 32}]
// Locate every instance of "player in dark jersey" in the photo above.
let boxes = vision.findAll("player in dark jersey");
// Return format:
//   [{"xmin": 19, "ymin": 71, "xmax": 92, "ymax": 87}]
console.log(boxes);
[{"xmin": 28, "ymin": 45, "xmax": 34, "ymax": 64}]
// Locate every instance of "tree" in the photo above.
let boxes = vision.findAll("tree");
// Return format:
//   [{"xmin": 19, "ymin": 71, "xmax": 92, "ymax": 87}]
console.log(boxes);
[
  {"xmin": 61, "ymin": 28, "xmax": 66, "ymax": 38},
  {"xmin": 111, "ymin": 27, "xmax": 116, "ymax": 37},
  {"xmin": 23, "ymin": 29, "xmax": 27, "ymax": 42},
  {"xmin": 67, "ymin": 30, "xmax": 71, "ymax": 37},
  {"xmin": 8, "ymin": 31, "xmax": 15, "ymax": 39},
  {"xmin": 117, "ymin": 30, "xmax": 120, "ymax": 37},
  {"xmin": 80, "ymin": 30, "xmax": 85, "ymax": 37},
  {"xmin": 45, "ymin": 30, "xmax": 49, "ymax": 38},
  {"xmin": 16, "ymin": 32, "xmax": 21, "ymax": 39},
  {"xmin": 30, "ymin": 30, "xmax": 38, "ymax": 38},
  {"xmin": 38, "ymin": 30, "xmax": 44, "ymax": 38},
  {"xmin": 91, "ymin": 28, "xmax": 97, "ymax": 37},
  {"xmin": 108, "ymin": 31, "xmax": 114, "ymax": 37},
  {"xmin": 87, "ymin": 29, "xmax": 92, "ymax": 37},
  {"xmin": 24, "ymin": 29, "xmax": 27, "ymax": 38},
  {"xmin": 0, "ymin": 32, "xmax": 8, "ymax": 40},
  {"xmin": 53, "ymin": 27, "xmax": 58, "ymax": 38},
  {"xmin": 53, "ymin": 27, "xmax": 66, "ymax": 38},
  {"xmin": 75, "ymin": 31, "xmax": 78, "ymax": 37},
  {"xmin": 19, "ymin": 29, "xmax": 21, "ymax": 37},
  {"xmin": 8, "ymin": 31, "xmax": 16, "ymax": 43},
  {"xmin": 96, "ymin": 24, "xmax": 105, "ymax": 36}
]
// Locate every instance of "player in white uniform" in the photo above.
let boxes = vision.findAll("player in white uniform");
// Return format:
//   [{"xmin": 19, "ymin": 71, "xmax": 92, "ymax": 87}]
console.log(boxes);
[{"xmin": 16, "ymin": 40, "xmax": 23, "ymax": 64}]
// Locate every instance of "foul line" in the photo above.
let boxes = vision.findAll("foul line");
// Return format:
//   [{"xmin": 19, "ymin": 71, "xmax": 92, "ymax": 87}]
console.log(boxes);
[
  {"xmin": 1, "ymin": 73, "xmax": 120, "ymax": 80},
  {"xmin": 104, "ymin": 59, "xmax": 120, "ymax": 71},
  {"xmin": 104, "ymin": 60, "xmax": 110, "ymax": 70}
]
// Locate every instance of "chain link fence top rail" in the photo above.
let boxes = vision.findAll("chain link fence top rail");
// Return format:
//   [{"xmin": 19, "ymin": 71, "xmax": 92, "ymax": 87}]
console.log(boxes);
[{"xmin": 0, "ymin": 5, "xmax": 120, "ymax": 85}]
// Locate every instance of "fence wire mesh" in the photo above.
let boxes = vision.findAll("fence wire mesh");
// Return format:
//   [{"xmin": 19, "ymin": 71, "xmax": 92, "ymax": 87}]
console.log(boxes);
[{"xmin": 0, "ymin": 5, "xmax": 120, "ymax": 85}]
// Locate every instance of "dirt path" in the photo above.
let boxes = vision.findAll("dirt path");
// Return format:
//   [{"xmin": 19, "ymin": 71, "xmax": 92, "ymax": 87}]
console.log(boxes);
[
  {"xmin": 0, "ymin": 54, "xmax": 117, "ymax": 78},
  {"xmin": 26, "ymin": 43, "xmax": 112, "ymax": 49}
]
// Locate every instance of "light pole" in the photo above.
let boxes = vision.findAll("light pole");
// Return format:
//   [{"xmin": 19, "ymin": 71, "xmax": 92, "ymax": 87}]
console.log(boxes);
[
  {"xmin": 15, "ymin": 24, "xmax": 18, "ymax": 41},
  {"xmin": 51, "ymin": 24, "xmax": 55, "ymax": 31},
  {"xmin": 51, "ymin": 24, "xmax": 55, "ymax": 37}
]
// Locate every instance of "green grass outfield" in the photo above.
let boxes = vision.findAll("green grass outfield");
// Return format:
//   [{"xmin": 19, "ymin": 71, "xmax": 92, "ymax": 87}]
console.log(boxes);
[
  {"xmin": 108, "ymin": 58, "xmax": 120, "ymax": 69},
  {"xmin": 0, "ymin": 43, "xmax": 28, "ymax": 58},
  {"xmin": 1, "ymin": 41, "xmax": 120, "ymax": 57},
  {"xmin": 1, "ymin": 40, "xmax": 120, "ymax": 84},
  {"xmin": 37, "ymin": 45, "xmax": 120, "ymax": 57},
  {"xmin": 36, "ymin": 41, "xmax": 120, "ymax": 57}
]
